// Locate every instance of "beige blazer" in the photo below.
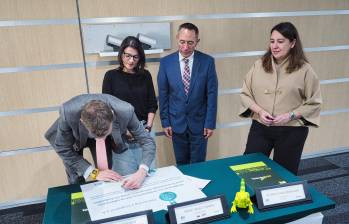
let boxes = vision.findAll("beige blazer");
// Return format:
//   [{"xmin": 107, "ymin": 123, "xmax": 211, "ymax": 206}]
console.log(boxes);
[{"xmin": 239, "ymin": 57, "xmax": 322, "ymax": 127}]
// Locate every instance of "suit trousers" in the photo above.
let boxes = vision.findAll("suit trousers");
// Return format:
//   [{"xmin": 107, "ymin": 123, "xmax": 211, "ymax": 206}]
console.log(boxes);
[
  {"xmin": 244, "ymin": 120, "xmax": 309, "ymax": 175},
  {"xmin": 172, "ymin": 128, "xmax": 208, "ymax": 165}
]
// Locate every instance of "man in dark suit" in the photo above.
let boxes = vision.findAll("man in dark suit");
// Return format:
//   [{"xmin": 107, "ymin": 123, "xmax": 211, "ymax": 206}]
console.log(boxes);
[
  {"xmin": 45, "ymin": 94, "xmax": 155, "ymax": 189},
  {"xmin": 157, "ymin": 23, "xmax": 218, "ymax": 165}
]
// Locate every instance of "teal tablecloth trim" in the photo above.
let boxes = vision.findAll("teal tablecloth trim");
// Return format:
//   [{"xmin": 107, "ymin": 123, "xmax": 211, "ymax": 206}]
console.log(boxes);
[{"xmin": 43, "ymin": 153, "xmax": 335, "ymax": 224}]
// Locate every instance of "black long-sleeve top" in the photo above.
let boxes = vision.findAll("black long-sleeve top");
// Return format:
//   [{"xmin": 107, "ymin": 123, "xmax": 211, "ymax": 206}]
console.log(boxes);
[{"xmin": 102, "ymin": 69, "xmax": 158, "ymax": 122}]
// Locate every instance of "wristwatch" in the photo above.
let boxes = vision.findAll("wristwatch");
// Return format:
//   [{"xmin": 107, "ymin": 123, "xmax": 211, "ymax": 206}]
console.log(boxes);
[
  {"xmin": 139, "ymin": 164, "xmax": 149, "ymax": 173},
  {"xmin": 289, "ymin": 111, "xmax": 296, "ymax": 120},
  {"xmin": 89, "ymin": 169, "xmax": 99, "ymax": 180},
  {"xmin": 144, "ymin": 125, "xmax": 152, "ymax": 132}
]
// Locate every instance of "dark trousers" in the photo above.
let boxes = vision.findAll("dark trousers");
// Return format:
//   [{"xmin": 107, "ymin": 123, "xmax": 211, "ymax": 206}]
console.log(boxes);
[
  {"xmin": 244, "ymin": 120, "xmax": 309, "ymax": 175},
  {"xmin": 172, "ymin": 128, "xmax": 208, "ymax": 165}
]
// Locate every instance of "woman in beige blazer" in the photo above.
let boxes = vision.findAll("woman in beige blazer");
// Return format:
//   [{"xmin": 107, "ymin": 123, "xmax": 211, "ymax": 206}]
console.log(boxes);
[{"xmin": 240, "ymin": 22, "xmax": 322, "ymax": 174}]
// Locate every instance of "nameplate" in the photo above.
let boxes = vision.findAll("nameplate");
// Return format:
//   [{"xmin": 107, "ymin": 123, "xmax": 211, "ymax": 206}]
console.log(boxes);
[
  {"xmin": 256, "ymin": 181, "xmax": 312, "ymax": 210},
  {"xmin": 87, "ymin": 210, "xmax": 154, "ymax": 224},
  {"xmin": 168, "ymin": 195, "xmax": 230, "ymax": 224}
]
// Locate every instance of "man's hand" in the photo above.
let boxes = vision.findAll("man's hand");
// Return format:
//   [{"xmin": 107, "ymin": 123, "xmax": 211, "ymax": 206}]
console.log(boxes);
[
  {"xmin": 96, "ymin": 169, "xmax": 123, "ymax": 182},
  {"xmin": 258, "ymin": 110, "xmax": 274, "ymax": 125},
  {"xmin": 204, "ymin": 128, "xmax": 214, "ymax": 139},
  {"xmin": 122, "ymin": 168, "xmax": 147, "ymax": 189},
  {"xmin": 163, "ymin": 127, "xmax": 173, "ymax": 138},
  {"xmin": 272, "ymin": 113, "xmax": 291, "ymax": 125},
  {"xmin": 126, "ymin": 130, "xmax": 134, "ymax": 141}
]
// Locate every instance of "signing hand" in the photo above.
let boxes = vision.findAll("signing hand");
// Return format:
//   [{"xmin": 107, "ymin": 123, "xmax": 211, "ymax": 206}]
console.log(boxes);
[
  {"xmin": 204, "ymin": 128, "xmax": 214, "ymax": 139},
  {"xmin": 258, "ymin": 110, "xmax": 274, "ymax": 125},
  {"xmin": 96, "ymin": 169, "xmax": 123, "ymax": 182},
  {"xmin": 122, "ymin": 168, "xmax": 147, "ymax": 189},
  {"xmin": 272, "ymin": 113, "xmax": 291, "ymax": 125},
  {"xmin": 163, "ymin": 127, "xmax": 173, "ymax": 138}
]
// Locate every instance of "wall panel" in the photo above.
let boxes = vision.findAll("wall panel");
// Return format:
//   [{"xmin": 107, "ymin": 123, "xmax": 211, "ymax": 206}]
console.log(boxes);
[
  {"xmin": 0, "ymin": 151, "xmax": 67, "ymax": 202},
  {"xmin": 304, "ymin": 113, "xmax": 349, "ymax": 153},
  {"xmin": 0, "ymin": 0, "xmax": 77, "ymax": 20},
  {"xmin": 206, "ymin": 125, "xmax": 250, "ymax": 161},
  {"xmin": 156, "ymin": 136, "xmax": 176, "ymax": 167},
  {"xmin": 308, "ymin": 50, "xmax": 349, "ymax": 80},
  {"xmin": 79, "ymin": 0, "xmax": 349, "ymax": 18},
  {"xmin": 0, "ymin": 25, "xmax": 83, "ymax": 67},
  {"xmin": 0, "ymin": 112, "xmax": 58, "ymax": 150},
  {"xmin": 171, "ymin": 16, "xmax": 349, "ymax": 54},
  {"xmin": 217, "ymin": 94, "xmax": 241, "ymax": 124},
  {"xmin": 0, "ymin": 69, "xmax": 87, "ymax": 111},
  {"xmin": 321, "ymin": 83, "xmax": 349, "ymax": 110},
  {"xmin": 215, "ymin": 56, "xmax": 258, "ymax": 90},
  {"xmin": 151, "ymin": 116, "xmax": 163, "ymax": 135},
  {"xmin": 86, "ymin": 66, "xmax": 114, "ymax": 93}
]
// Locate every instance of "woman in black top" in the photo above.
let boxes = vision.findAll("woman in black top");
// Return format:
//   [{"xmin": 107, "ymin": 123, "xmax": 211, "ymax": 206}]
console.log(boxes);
[{"xmin": 102, "ymin": 36, "xmax": 158, "ymax": 174}]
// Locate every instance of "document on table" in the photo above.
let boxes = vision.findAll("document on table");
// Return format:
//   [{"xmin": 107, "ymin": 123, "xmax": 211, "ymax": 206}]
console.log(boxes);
[
  {"xmin": 184, "ymin": 175, "xmax": 211, "ymax": 189},
  {"xmin": 80, "ymin": 166, "xmax": 207, "ymax": 221}
]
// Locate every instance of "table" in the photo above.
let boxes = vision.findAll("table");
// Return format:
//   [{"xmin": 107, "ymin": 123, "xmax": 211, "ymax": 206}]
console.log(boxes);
[{"xmin": 43, "ymin": 153, "xmax": 335, "ymax": 224}]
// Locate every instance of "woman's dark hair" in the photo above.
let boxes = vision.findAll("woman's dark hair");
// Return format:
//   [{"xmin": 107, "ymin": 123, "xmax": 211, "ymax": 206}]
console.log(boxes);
[
  {"xmin": 118, "ymin": 36, "xmax": 146, "ymax": 73},
  {"xmin": 262, "ymin": 22, "xmax": 308, "ymax": 73}
]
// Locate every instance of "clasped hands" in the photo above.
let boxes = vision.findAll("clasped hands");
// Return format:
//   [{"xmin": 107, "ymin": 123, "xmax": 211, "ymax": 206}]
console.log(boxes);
[
  {"xmin": 163, "ymin": 126, "xmax": 214, "ymax": 139},
  {"xmin": 258, "ymin": 110, "xmax": 292, "ymax": 126},
  {"xmin": 96, "ymin": 168, "xmax": 147, "ymax": 190}
]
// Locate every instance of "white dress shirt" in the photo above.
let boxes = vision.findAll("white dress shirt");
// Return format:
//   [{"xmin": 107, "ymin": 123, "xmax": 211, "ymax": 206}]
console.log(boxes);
[{"xmin": 179, "ymin": 52, "xmax": 194, "ymax": 80}]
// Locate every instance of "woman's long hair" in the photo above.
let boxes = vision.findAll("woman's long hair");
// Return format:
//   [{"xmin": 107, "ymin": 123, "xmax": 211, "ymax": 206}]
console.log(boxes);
[{"xmin": 262, "ymin": 22, "xmax": 308, "ymax": 73}]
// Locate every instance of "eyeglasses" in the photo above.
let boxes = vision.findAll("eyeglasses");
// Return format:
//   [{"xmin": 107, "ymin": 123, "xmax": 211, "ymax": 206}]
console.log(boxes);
[{"xmin": 123, "ymin": 52, "xmax": 140, "ymax": 61}]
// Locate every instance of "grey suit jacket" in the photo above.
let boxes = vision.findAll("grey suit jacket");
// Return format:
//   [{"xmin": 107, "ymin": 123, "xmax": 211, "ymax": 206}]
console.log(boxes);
[{"xmin": 45, "ymin": 94, "xmax": 156, "ymax": 184}]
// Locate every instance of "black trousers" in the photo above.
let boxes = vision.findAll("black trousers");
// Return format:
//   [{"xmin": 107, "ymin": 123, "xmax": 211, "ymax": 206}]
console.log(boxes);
[{"xmin": 244, "ymin": 120, "xmax": 309, "ymax": 175}]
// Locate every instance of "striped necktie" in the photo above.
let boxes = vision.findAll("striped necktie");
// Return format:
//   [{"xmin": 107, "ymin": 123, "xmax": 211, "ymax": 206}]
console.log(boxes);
[{"xmin": 182, "ymin": 58, "xmax": 191, "ymax": 95}]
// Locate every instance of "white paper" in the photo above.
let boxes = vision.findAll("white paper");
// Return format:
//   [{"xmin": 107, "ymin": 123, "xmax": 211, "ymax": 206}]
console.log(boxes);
[
  {"xmin": 184, "ymin": 175, "xmax": 211, "ymax": 189},
  {"xmin": 81, "ymin": 166, "xmax": 206, "ymax": 221},
  {"xmin": 261, "ymin": 184, "xmax": 306, "ymax": 206}
]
